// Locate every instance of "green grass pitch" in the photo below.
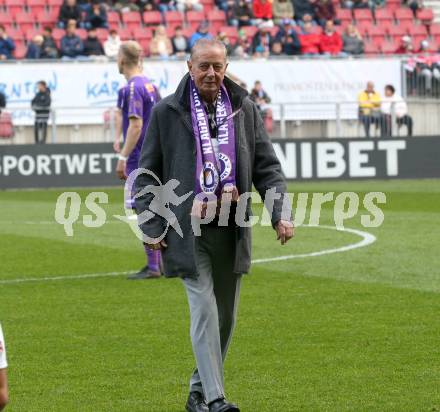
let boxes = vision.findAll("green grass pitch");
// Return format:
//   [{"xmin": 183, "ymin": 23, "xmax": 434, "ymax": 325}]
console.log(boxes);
[{"xmin": 0, "ymin": 179, "xmax": 439, "ymax": 411}]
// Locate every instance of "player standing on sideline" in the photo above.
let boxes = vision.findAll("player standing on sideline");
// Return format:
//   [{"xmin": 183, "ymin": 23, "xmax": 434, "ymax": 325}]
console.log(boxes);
[
  {"xmin": 0, "ymin": 323, "xmax": 9, "ymax": 410},
  {"xmin": 115, "ymin": 41, "xmax": 162, "ymax": 280}
]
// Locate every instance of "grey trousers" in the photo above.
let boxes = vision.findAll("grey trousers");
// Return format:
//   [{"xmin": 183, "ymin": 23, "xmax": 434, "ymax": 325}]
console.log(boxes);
[{"xmin": 182, "ymin": 226, "xmax": 242, "ymax": 403}]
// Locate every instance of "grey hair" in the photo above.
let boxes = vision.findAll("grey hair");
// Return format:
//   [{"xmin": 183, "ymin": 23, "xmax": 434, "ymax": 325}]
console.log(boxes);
[{"xmin": 190, "ymin": 39, "xmax": 228, "ymax": 61}]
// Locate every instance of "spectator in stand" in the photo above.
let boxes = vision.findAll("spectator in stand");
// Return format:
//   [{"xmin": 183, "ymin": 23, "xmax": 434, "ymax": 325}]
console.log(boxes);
[
  {"xmin": 114, "ymin": 0, "xmax": 140, "ymax": 12},
  {"xmin": 25, "ymin": 35, "xmax": 44, "ymax": 59},
  {"xmin": 272, "ymin": 0, "xmax": 294, "ymax": 25},
  {"xmin": 353, "ymin": 0, "xmax": 370, "ymax": 9},
  {"xmin": 253, "ymin": 0, "xmax": 273, "ymax": 21},
  {"xmin": 314, "ymin": 0, "xmax": 337, "ymax": 26},
  {"xmin": 104, "ymin": 29, "xmax": 121, "ymax": 58},
  {"xmin": 85, "ymin": 0, "xmax": 108, "ymax": 29},
  {"xmin": 31, "ymin": 81, "xmax": 51, "ymax": 144},
  {"xmin": 230, "ymin": 0, "xmax": 255, "ymax": 27},
  {"xmin": 358, "ymin": 81, "xmax": 381, "ymax": 137},
  {"xmin": 83, "ymin": 27, "xmax": 105, "ymax": 56},
  {"xmin": 271, "ymin": 41, "xmax": 283, "ymax": 55},
  {"xmin": 299, "ymin": 21, "xmax": 320, "ymax": 55},
  {"xmin": 176, "ymin": 0, "xmax": 203, "ymax": 13},
  {"xmin": 41, "ymin": 27, "xmax": 59, "ymax": 58},
  {"xmin": 298, "ymin": 12, "xmax": 318, "ymax": 29},
  {"xmin": 156, "ymin": 0, "xmax": 176, "ymax": 12},
  {"xmin": 381, "ymin": 84, "xmax": 413, "ymax": 137},
  {"xmin": 60, "ymin": 19, "xmax": 84, "ymax": 58},
  {"xmin": 58, "ymin": 0, "xmax": 83, "ymax": 29},
  {"xmin": 395, "ymin": 35, "xmax": 415, "ymax": 54},
  {"xmin": 342, "ymin": 24, "xmax": 364, "ymax": 55},
  {"xmin": 149, "ymin": 25, "xmax": 173, "ymax": 58},
  {"xmin": 231, "ymin": 29, "xmax": 252, "ymax": 57},
  {"xmin": 217, "ymin": 32, "xmax": 234, "ymax": 56},
  {"xmin": 0, "ymin": 92, "xmax": 5, "ymax": 114},
  {"xmin": 0, "ymin": 25, "xmax": 15, "ymax": 60},
  {"xmin": 320, "ymin": 20, "xmax": 343, "ymax": 56},
  {"xmin": 404, "ymin": 0, "xmax": 423, "ymax": 17},
  {"xmin": 275, "ymin": 19, "xmax": 301, "ymax": 55},
  {"xmin": 250, "ymin": 80, "xmax": 273, "ymax": 133},
  {"xmin": 189, "ymin": 21, "xmax": 212, "ymax": 48},
  {"xmin": 293, "ymin": 0, "xmax": 315, "ymax": 23},
  {"xmin": 171, "ymin": 26, "xmax": 189, "ymax": 56},
  {"xmin": 252, "ymin": 21, "xmax": 273, "ymax": 57},
  {"xmin": 215, "ymin": 0, "xmax": 229, "ymax": 11}
]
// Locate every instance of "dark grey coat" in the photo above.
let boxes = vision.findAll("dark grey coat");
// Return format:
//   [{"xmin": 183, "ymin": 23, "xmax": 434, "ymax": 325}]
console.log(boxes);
[{"xmin": 135, "ymin": 73, "xmax": 287, "ymax": 279}]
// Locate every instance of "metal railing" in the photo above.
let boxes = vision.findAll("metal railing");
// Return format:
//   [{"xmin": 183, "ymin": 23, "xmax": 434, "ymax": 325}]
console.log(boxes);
[{"xmin": 1, "ymin": 99, "xmax": 439, "ymax": 144}]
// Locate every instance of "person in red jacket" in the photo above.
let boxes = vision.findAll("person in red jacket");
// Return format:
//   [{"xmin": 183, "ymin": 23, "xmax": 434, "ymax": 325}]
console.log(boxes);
[
  {"xmin": 320, "ymin": 20, "xmax": 343, "ymax": 56},
  {"xmin": 300, "ymin": 21, "xmax": 321, "ymax": 55},
  {"xmin": 253, "ymin": 0, "xmax": 273, "ymax": 20}
]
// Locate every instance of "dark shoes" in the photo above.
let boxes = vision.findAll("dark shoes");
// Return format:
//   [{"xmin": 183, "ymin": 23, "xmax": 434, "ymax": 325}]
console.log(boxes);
[
  {"xmin": 186, "ymin": 391, "xmax": 208, "ymax": 412},
  {"xmin": 127, "ymin": 265, "xmax": 161, "ymax": 280},
  {"xmin": 208, "ymin": 398, "xmax": 240, "ymax": 412}
]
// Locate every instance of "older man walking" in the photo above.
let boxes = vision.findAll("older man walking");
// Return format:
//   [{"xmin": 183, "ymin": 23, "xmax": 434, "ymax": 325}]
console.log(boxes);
[{"xmin": 135, "ymin": 39, "xmax": 294, "ymax": 412}]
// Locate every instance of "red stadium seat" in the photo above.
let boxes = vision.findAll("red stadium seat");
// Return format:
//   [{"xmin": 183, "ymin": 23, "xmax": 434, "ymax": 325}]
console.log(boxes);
[
  {"xmin": 219, "ymin": 26, "xmax": 238, "ymax": 42},
  {"xmin": 142, "ymin": 11, "xmax": 161, "ymax": 26},
  {"xmin": 186, "ymin": 11, "xmax": 205, "ymax": 31},
  {"xmin": 132, "ymin": 26, "xmax": 152, "ymax": 40},
  {"xmin": 35, "ymin": 10, "xmax": 56, "ymax": 26},
  {"xmin": 165, "ymin": 26, "xmax": 175, "ymax": 37},
  {"xmin": 14, "ymin": 43, "xmax": 27, "ymax": 58},
  {"xmin": 8, "ymin": 27, "xmax": 25, "ymax": 42},
  {"xmin": 381, "ymin": 39, "xmax": 398, "ymax": 54},
  {"xmin": 241, "ymin": 25, "xmax": 257, "ymax": 38},
  {"xmin": 47, "ymin": 0, "xmax": 62, "ymax": 8},
  {"xmin": 117, "ymin": 27, "xmax": 132, "ymax": 40},
  {"xmin": 0, "ymin": 111, "xmax": 14, "ymax": 139},
  {"xmin": 15, "ymin": 12, "xmax": 35, "ymax": 32},
  {"xmin": 76, "ymin": 28, "xmax": 87, "ymax": 40},
  {"xmin": 386, "ymin": 0, "xmax": 401, "ymax": 12},
  {"xmin": 354, "ymin": 9, "xmax": 373, "ymax": 22},
  {"xmin": 430, "ymin": 23, "xmax": 440, "ymax": 37},
  {"xmin": 375, "ymin": 8, "xmax": 393, "ymax": 24},
  {"xmin": 336, "ymin": 8, "xmax": 352, "ymax": 24},
  {"xmin": 199, "ymin": 0, "xmax": 214, "ymax": 13},
  {"xmin": 394, "ymin": 8, "xmax": 414, "ymax": 22},
  {"xmin": 164, "ymin": 11, "xmax": 184, "ymax": 30},
  {"xmin": 409, "ymin": 24, "xmax": 428, "ymax": 38},
  {"xmin": 0, "ymin": 13, "xmax": 13, "ymax": 30},
  {"xmin": 369, "ymin": 25, "xmax": 386, "ymax": 40},
  {"xmin": 25, "ymin": 27, "xmax": 40, "ymax": 41},
  {"xmin": 399, "ymin": 20, "xmax": 414, "ymax": 34},
  {"xmin": 51, "ymin": 27, "xmax": 64, "ymax": 41},
  {"xmin": 107, "ymin": 11, "xmax": 120, "ymax": 26},
  {"xmin": 207, "ymin": 10, "xmax": 226, "ymax": 33},
  {"xmin": 139, "ymin": 38, "xmax": 150, "ymax": 56},
  {"xmin": 417, "ymin": 8, "xmax": 434, "ymax": 25},
  {"xmin": 356, "ymin": 22, "xmax": 371, "ymax": 37},
  {"xmin": 5, "ymin": 0, "xmax": 23, "ymax": 15},
  {"xmin": 96, "ymin": 27, "xmax": 108, "ymax": 41},
  {"xmin": 122, "ymin": 11, "xmax": 142, "ymax": 30},
  {"xmin": 363, "ymin": 40, "xmax": 380, "ymax": 55},
  {"xmin": 26, "ymin": 0, "xmax": 46, "ymax": 15},
  {"xmin": 182, "ymin": 27, "xmax": 194, "ymax": 38},
  {"xmin": 387, "ymin": 24, "xmax": 406, "ymax": 38}
]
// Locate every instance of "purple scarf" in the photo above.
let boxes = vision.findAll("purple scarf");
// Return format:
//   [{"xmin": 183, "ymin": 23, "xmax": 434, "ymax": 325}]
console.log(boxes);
[{"xmin": 189, "ymin": 79, "xmax": 237, "ymax": 198}]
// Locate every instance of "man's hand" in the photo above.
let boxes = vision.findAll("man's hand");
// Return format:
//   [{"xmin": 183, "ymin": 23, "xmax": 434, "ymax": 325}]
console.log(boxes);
[
  {"xmin": 116, "ymin": 159, "xmax": 127, "ymax": 180},
  {"xmin": 144, "ymin": 239, "xmax": 168, "ymax": 251},
  {"xmin": 275, "ymin": 220, "xmax": 294, "ymax": 245}
]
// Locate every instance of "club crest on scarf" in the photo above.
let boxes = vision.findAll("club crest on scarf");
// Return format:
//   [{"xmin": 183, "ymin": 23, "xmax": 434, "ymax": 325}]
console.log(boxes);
[{"xmin": 189, "ymin": 78, "xmax": 238, "ymax": 219}]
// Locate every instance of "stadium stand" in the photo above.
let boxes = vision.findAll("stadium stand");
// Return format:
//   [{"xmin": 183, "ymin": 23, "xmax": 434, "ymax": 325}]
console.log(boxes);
[{"xmin": 0, "ymin": 0, "xmax": 437, "ymax": 60}]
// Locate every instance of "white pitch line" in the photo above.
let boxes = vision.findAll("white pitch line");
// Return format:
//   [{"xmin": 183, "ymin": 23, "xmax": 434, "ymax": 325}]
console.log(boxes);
[{"xmin": 0, "ymin": 225, "xmax": 376, "ymax": 285}]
